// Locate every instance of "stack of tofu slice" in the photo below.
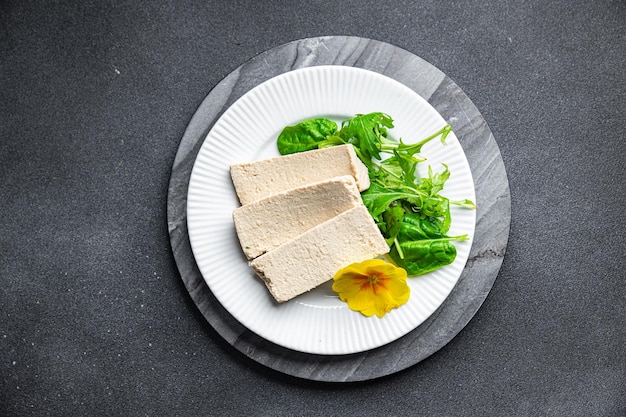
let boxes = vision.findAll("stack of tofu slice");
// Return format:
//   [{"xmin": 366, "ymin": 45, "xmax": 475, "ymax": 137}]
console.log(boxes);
[{"xmin": 230, "ymin": 144, "xmax": 390, "ymax": 303}]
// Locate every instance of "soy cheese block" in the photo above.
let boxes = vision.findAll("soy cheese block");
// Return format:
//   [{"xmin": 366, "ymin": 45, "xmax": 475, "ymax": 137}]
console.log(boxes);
[
  {"xmin": 250, "ymin": 205, "xmax": 389, "ymax": 303},
  {"xmin": 230, "ymin": 145, "xmax": 370, "ymax": 205},
  {"xmin": 233, "ymin": 176, "xmax": 362, "ymax": 260}
]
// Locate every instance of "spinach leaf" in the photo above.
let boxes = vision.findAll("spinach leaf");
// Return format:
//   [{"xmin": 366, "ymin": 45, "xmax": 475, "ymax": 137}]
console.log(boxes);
[
  {"xmin": 277, "ymin": 118, "xmax": 340, "ymax": 155},
  {"xmin": 398, "ymin": 214, "xmax": 448, "ymax": 241},
  {"xmin": 389, "ymin": 239, "xmax": 459, "ymax": 276}
]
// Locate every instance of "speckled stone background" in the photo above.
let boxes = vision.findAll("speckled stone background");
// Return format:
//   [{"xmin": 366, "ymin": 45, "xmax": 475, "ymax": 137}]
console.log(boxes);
[{"xmin": 2, "ymin": 1, "xmax": 625, "ymax": 416}]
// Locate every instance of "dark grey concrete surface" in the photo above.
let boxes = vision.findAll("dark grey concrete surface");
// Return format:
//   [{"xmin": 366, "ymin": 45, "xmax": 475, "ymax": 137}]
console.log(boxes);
[{"xmin": 1, "ymin": 1, "xmax": 624, "ymax": 416}]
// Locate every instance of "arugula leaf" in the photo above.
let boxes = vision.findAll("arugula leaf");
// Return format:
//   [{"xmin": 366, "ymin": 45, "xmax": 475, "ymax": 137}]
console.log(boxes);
[
  {"xmin": 451, "ymin": 199, "xmax": 477, "ymax": 210},
  {"xmin": 417, "ymin": 164, "xmax": 450, "ymax": 196},
  {"xmin": 338, "ymin": 112, "xmax": 394, "ymax": 163},
  {"xmin": 361, "ymin": 183, "xmax": 427, "ymax": 219},
  {"xmin": 420, "ymin": 196, "xmax": 451, "ymax": 233},
  {"xmin": 381, "ymin": 202, "xmax": 404, "ymax": 246},
  {"xmin": 386, "ymin": 123, "xmax": 453, "ymax": 155}
]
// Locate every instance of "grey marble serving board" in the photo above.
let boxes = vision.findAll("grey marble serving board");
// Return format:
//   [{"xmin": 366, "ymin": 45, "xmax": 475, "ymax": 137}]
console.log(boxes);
[{"xmin": 167, "ymin": 36, "xmax": 511, "ymax": 382}]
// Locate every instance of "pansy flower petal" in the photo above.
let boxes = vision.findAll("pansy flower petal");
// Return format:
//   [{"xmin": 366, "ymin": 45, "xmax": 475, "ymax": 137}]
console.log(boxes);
[{"xmin": 333, "ymin": 259, "xmax": 410, "ymax": 318}]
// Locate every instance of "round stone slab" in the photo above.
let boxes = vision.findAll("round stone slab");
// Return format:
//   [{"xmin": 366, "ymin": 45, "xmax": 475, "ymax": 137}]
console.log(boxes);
[{"xmin": 167, "ymin": 36, "xmax": 511, "ymax": 382}]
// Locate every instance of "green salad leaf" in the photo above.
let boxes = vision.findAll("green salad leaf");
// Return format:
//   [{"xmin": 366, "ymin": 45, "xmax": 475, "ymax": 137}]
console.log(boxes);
[
  {"xmin": 390, "ymin": 239, "xmax": 460, "ymax": 276},
  {"xmin": 391, "ymin": 213, "xmax": 469, "ymax": 275},
  {"xmin": 276, "ymin": 118, "xmax": 341, "ymax": 154},
  {"xmin": 337, "ymin": 112, "xmax": 394, "ymax": 163},
  {"xmin": 276, "ymin": 112, "xmax": 475, "ymax": 277}
]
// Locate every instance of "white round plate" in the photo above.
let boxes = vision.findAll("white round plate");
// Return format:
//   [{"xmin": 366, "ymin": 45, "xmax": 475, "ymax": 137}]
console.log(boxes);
[{"xmin": 187, "ymin": 66, "xmax": 476, "ymax": 355}]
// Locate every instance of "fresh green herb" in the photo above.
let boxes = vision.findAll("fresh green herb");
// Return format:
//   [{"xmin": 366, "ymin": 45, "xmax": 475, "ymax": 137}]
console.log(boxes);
[
  {"xmin": 276, "ymin": 118, "xmax": 342, "ymax": 155},
  {"xmin": 390, "ymin": 239, "xmax": 460, "ymax": 276},
  {"xmin": 276, "ymin": 112, "xmax": 475, "ymax": 276},
  {"xmin": 336, "ymin": 112, "xmax": 394, "ymax": 163},
  {"xmin": 390, "ymin": 213, "xmax": 469, "ymax": 275}
]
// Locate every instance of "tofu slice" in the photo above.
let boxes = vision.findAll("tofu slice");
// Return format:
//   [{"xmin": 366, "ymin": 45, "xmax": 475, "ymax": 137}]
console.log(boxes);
[
  {"xmin": 250, "ymin": 205, "xmax": 389, "ymax": 303},
  {"xmin": 233, "ymin": 176, "xmax": 363, "ymax": 260},
  {"xmin": 230, "ymin": 145, "xmax": 370, "ymax": 205}
]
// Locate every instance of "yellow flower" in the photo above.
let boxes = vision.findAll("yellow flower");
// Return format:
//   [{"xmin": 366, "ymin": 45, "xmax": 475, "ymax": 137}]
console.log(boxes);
[{"xmin": 332, "ymin": 259, "xmax": 410, "ymax": 318}]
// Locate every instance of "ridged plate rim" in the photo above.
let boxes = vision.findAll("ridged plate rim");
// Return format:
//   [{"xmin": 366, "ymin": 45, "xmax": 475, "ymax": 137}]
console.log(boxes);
[{"xmin": 186, "ymin": 65, "xmax": 476, "ymax": 355}]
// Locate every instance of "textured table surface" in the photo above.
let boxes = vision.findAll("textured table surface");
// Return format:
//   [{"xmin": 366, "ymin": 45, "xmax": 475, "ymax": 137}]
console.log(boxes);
[{"xmin": 2, "ymin": 1, "xmax": 625, "ymax": 416}]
